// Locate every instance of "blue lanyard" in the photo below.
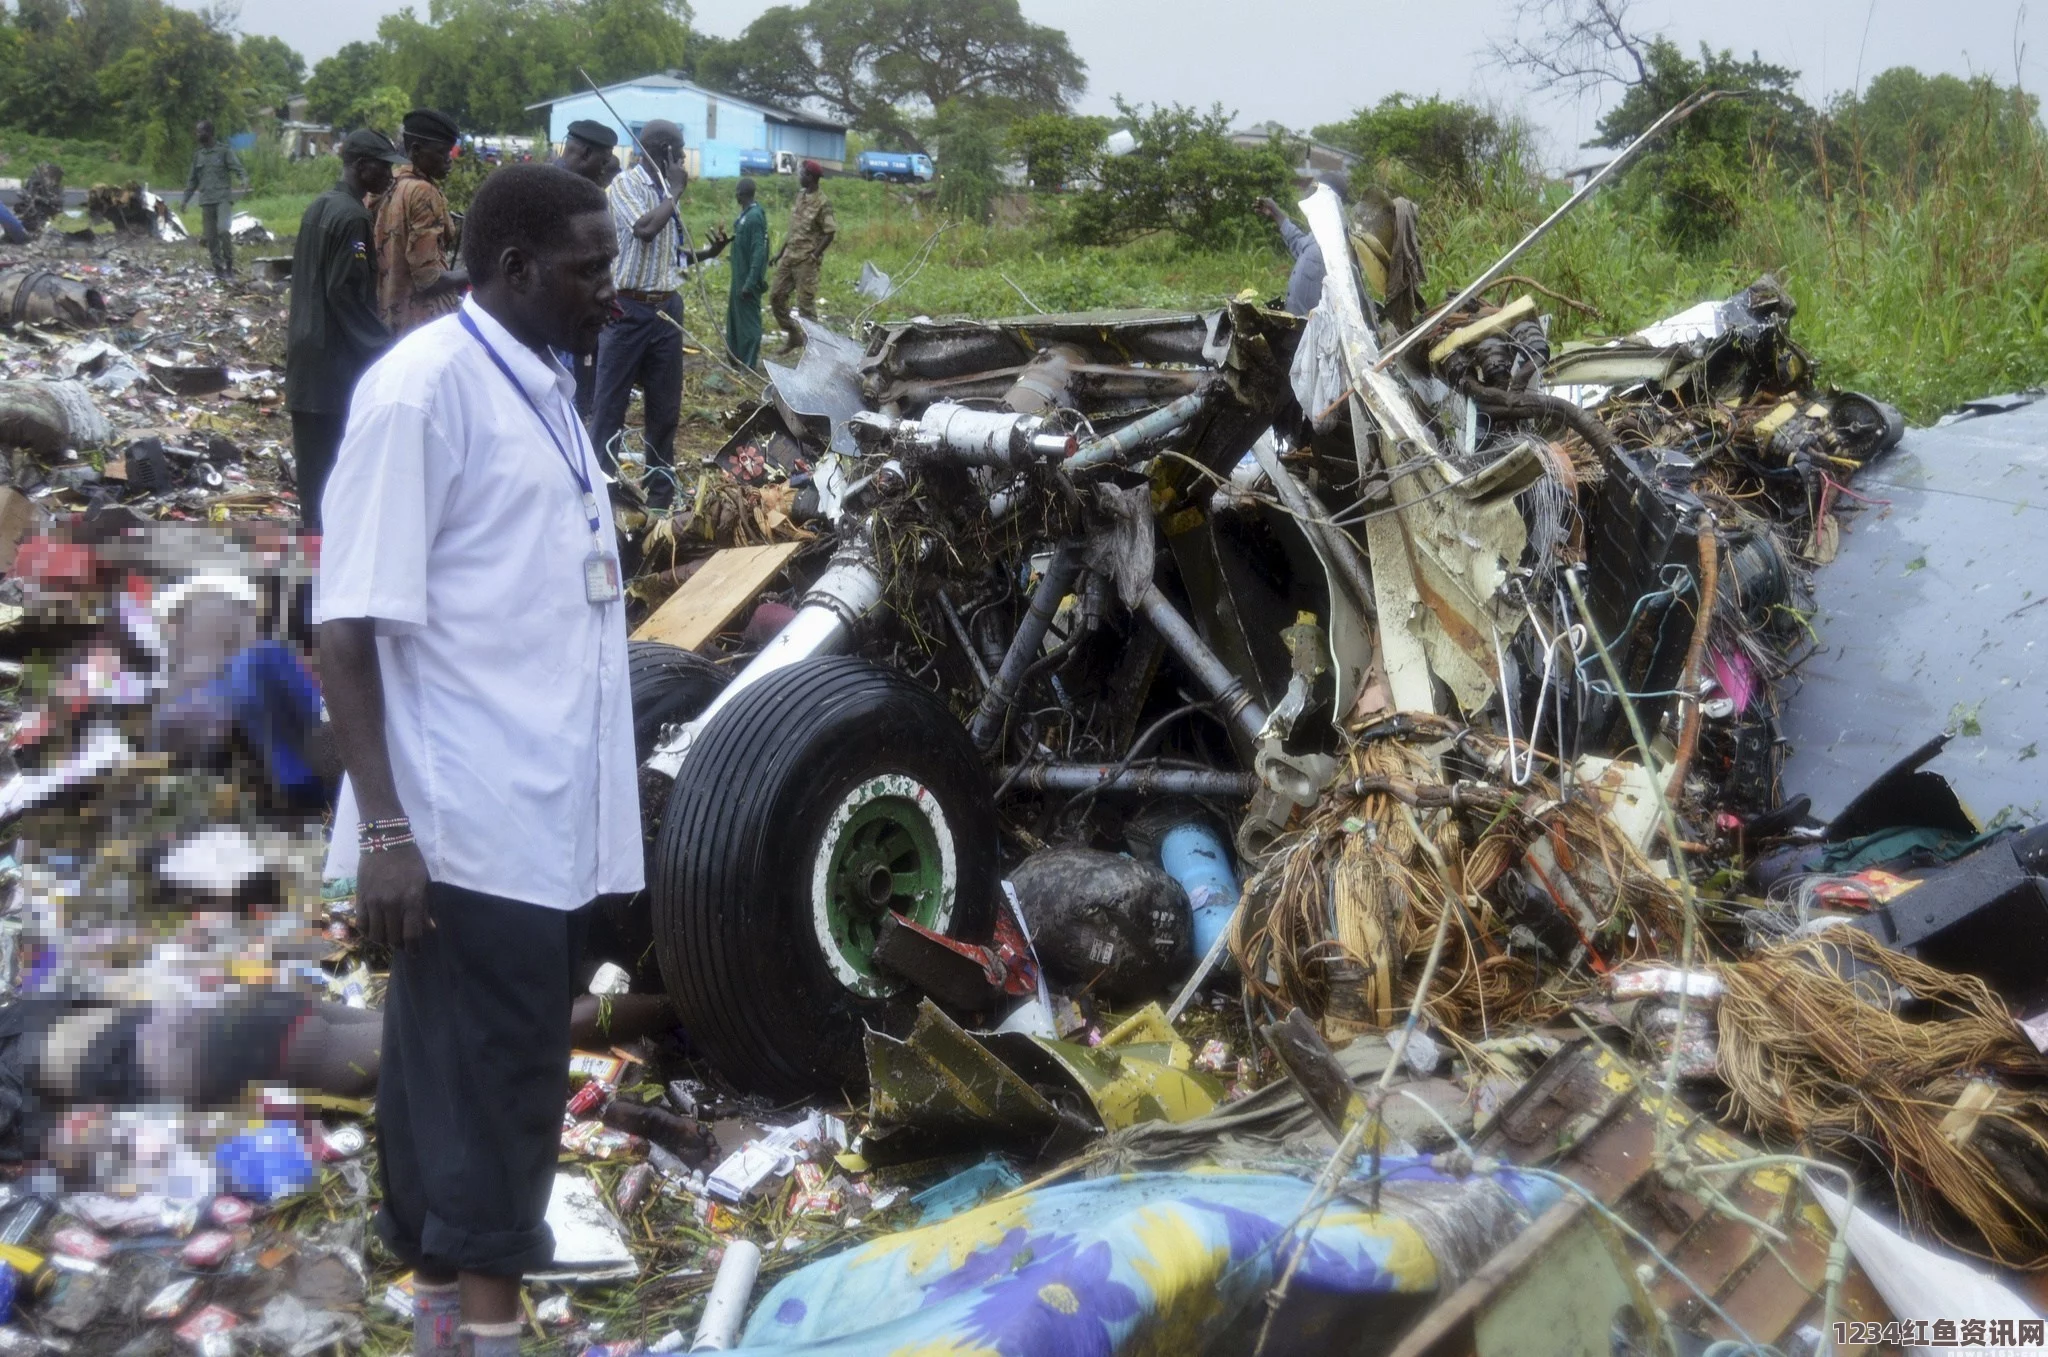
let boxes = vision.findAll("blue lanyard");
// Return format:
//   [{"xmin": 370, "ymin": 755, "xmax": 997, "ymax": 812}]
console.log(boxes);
[{"xmin": 457, "ymin": 310, "xmax": 605, "ymax": 547}]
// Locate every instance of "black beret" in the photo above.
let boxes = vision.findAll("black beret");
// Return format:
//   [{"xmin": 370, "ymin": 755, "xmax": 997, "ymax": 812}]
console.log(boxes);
[
  {"xmin": 565, "ymin": 119, "xmax": 618, "ymax": 150},
  {"xmin": 339, "ymin": 128, "xmax": 407, "ymax": 165},
  {"xmin": 402, "ymin": 108, "xmax": 459, "ymax": 145}
]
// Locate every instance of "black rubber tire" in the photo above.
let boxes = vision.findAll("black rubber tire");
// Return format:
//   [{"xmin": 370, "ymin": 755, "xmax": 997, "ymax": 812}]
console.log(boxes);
[
  {"xmin": 628, "ymin": 641, "xmax": 729, "ymax": 763},
  {"xmin": 652, "ymin": 656, "xmax": 999, "ymax": 1099}
]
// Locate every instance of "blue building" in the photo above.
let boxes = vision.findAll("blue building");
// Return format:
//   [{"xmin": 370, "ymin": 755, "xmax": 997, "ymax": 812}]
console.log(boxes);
[{"xmin": 527, "ymin": 73, "xmax": 847, "ymax": 180}]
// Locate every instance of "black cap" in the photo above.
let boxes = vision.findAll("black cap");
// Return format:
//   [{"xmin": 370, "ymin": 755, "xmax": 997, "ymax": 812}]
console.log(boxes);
[
  {"xmin": 565, "ymin": 119, "xmax": 618, "ymax": 151},
  {"xmin": 339, "ymin": 128, "xmax": 407, "ymax": 165},
  {"xmin": 401, "ymin": 108, "xmax": 459, "ymax": 145}
]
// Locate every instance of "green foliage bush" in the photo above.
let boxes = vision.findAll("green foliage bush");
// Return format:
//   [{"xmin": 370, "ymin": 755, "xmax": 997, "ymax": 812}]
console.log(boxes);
[{"xmin": 1065, "ymin": 100, "xmax": 1289, "ymax": 249}]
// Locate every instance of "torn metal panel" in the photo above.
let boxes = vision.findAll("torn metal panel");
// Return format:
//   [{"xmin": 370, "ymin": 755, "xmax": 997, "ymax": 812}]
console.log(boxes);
[
  {"xmin": 1472, "ymin": 1040, "xmax": 1892, "ymax": 1351},
  {"xmin": 1780, "ymin": 393, "xmax": 2048, "ymax": 824},
  {"xmin": 1300, "ymin": 185, "xmax": 1526, "ymax": 714},
  {"xmin": 862, "ymin": 1000, "xmax": 1072, "ymax": 1151}
]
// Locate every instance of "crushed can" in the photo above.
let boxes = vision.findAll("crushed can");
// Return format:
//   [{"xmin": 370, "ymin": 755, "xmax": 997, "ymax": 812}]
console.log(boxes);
[
  {"xmin": 207, "ymin": 1196, "xmax": 253, "ymax": 1229},
  {"xmin": 176, "ymin": 1304, "xmax": 239, "ymax": 1343},
  {"xmin": 614, "ymin": 1162, "xmax": 655, "ymax": 1215},
  {"xmin": 180, "ymin": 1230, "xmax": 236, "ymax": 1269},
  {"xmin": 48, "ymin": 1228, "xmax": 108, "ymax": 1263}
]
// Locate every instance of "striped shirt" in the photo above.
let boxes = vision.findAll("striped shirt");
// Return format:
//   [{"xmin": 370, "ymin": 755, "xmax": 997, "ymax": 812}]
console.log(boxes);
[{"xmin": 607, "ymin": 165, "xmax": 679, "ymax": 295}]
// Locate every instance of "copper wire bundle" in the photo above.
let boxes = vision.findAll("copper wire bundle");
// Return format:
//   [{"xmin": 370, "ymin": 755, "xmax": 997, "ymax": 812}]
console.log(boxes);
[
  {"xmin": 1716, "ymin": 930, "xmax": 2048, "ymax": 1268},
  {"xmin": 1233, "ymin": 722, "xmax": 1689, "ymax": 1042}
]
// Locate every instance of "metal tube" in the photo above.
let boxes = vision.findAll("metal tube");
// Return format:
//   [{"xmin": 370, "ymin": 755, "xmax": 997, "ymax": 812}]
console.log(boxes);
[
  {"xmin": 644, "ymin": 544, "xmax": 886, "ymax": 778},
  {"xmin": 937, "ymin": 588, "xmax": 992, "ymax": 692},
  {"xmin": 1064, "ymin": 389, "xmax": 1211, "ymax": 471},
  {"xmin": 1374, "ymin": 89, "xmax": 1731, "ymax": 372},
  {"xmin": 998, "ymin": 764, "xmax": 1260, "ymax": 798},
  {"xmin": 968, "ymin": 544, "xmax": 1084, "ymax": 752},
  {"xmin": 1138, "ymin": 584, "xmax": 1268, "ymax": 744}
]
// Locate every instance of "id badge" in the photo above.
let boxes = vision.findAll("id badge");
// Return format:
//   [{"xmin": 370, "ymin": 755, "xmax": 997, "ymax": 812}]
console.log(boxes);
[{"xmin": 584, "ymin": 553, "xmax": 621, "ymax": 604}]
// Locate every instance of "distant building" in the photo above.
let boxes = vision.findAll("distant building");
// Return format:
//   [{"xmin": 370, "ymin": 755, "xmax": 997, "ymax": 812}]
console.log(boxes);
[
  {"xmin": 526, "ymin": 73, "xmax": 848, "ymax": 179},
  {"xmin": 1230, "ymin": 121, "xmax": 1360, "ymax": 179}
]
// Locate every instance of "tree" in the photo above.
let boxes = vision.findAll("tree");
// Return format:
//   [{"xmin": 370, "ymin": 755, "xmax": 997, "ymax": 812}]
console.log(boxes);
[
  {"xmin": 238, "ymin": 33, "xmax": 305, "ymax": 116},
  {"xmin": 377, "ymin": 0, "xmax": 691, "ymax": 133},
  {"xmin": 1313, "ymin": 94, "xmax": 1516, "ymax": 192},
  {"xmin": 1591, "ymin": 39, "xmax": 1816, "ymax": 248},
  {"xmin": 1065, "ymin": 100, "xmax": 1290, "ymax": 249},
  {"xmin": 305, "ymin": 41, "xmax": 390, "ymax": 127},
  {"xmin": 97, "ymin": 4, "xmax": 244, "ymax": 171},
  {"xmin": 1829, "ymin": 68, "xmax": 2041, "ymax": 189},
  {"xmin": 700, "ymin": 0, "xmax": 1084, "ymax": 146},
  {"xmin": 925, "ymin": 99, "xmax": 1004, "ymax": 219},
  {"xmin": 0, "ymin": 0, "xmax": 160, "ymax": 138},
  {"xmin": 1488, "ymin": 0, "xmax": 1654, "ymax": 98},
  {"xmin": 1005, "ymin": 112, "xmax": 1109, "ymax": 190}
]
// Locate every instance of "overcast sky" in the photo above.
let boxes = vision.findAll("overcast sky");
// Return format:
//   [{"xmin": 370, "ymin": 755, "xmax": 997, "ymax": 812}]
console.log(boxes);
[{"xmin": 213, "ymin": 0, "xmax": 2038, "ymax": 162}]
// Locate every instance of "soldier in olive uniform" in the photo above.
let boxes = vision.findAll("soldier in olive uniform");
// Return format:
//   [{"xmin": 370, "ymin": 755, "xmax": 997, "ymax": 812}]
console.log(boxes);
[
  {"xmin": 181, "ymin": 120, "xmax": 250, "ymax": 281},
  {"xmin": 769, "ymin": 159, "xmax": 836, "ymax": 353}
]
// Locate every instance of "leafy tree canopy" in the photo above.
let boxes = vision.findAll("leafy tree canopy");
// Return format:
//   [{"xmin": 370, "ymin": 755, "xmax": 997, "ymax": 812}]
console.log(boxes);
[
  {"xmin": 1312, "ymin": 94, "xmax": 1518, "ymax": 192},
  {"xmin": 698, "ymin": 0, "xmax": 1084, "ymax": 149}
]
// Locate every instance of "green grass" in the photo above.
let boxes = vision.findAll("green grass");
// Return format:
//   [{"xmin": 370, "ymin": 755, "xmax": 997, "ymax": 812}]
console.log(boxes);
[
  {"xmin": 0, "ymin": 128, "xmax": 150, "ymax": 187},
  {"xmin": 687, "ymin": 145, "xmax": 2048, "ymax": 425}
]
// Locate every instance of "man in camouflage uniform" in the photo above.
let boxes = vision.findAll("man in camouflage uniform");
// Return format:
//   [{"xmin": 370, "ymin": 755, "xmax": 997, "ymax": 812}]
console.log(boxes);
[
  {"xmin": 180, "ymin": 120, "xmax": 249, "ymax": 282},
  {"xmin": 375, "ymin": 109, "xmax": 469, "ymax": 337},
  {"xmin": 769, "ymin": 159, "xmax": 836, "ymax": 353}
]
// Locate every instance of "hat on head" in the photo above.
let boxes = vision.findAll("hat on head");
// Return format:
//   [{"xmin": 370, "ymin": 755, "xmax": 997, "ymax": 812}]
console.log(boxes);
[
  {"xmin": 401, "ymin": 108, "xmax": 459, "ymax": 146},
  {"xmin": 802, "ymin": 159, "xmax": 822, "ymax": 175},
  {"xmin": 339, "ymin": 128, "xmax": 407, "ymax": 166},
  {"xmin": 565, "ymin": 119, "xmax": 618, "ymax": 151}
]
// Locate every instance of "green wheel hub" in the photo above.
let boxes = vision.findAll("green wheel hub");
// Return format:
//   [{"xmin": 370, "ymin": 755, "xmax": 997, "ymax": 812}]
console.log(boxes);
[{"xmin": 810, "ymin": 774, "xmax": 957, "ymax": 996}]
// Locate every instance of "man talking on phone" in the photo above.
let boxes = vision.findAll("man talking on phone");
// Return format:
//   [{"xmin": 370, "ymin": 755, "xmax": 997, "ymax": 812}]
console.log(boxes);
[{"xmin": 589, "ymin": 119, "xmax": 725, "ymax": 509}]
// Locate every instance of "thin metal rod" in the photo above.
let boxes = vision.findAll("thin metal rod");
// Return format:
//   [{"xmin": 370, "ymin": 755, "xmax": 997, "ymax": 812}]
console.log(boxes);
[
  {"xmin": 1138, "ymin": 584, "xmax": 1268, "ymax": 744},
  {"xmin": 968, "ymin": 545, "xmax": 1083, "ymax": 752},
  {"xmin": 997, "ymin": 764, "xmax": 1259, "ymax": 797},
  {"xmin": 578, "ymin": 67, "xmax": 668, "ymax": 195},
  {"xmin": 1374, "ymin": 89, "xmax": 1732, "ymax": 372},
  {"xmin": 1065, "ymin": 389, "xmax": 1211, "ymax": 471},
  {"xmin": 936, "ymin": 588, "xmax": 992, "ymax": 692}
]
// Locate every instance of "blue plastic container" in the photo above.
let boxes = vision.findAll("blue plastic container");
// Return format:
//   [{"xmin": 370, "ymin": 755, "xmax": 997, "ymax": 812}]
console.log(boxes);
[
  {"xmin": 215, "ymin": 1123, "xmax": 316, "ymax": 1202},
  {"xmin": 1159, "ymin": 818, "xmax": 1242, "ymax": 961}
]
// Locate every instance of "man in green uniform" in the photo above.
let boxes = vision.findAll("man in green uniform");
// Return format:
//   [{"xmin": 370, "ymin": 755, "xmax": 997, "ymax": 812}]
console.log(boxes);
[
  {"xmin": 285, "ymin": 130, "xmax": 406, "ymax": 534},
  {"xmin": 725, "ymin": 178, "xmax": 769, "ymax": 371},
  {"xmin": 181, "ymin": 120, "xmax": 250, "ymax": 281},
  {"xmin": 770, "ymin": 159, "xmax": 836, "ymax": 353}
]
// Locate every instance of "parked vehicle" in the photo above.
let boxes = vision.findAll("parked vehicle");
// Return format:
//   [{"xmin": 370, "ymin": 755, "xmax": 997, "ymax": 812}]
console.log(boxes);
[
  {"xmin": 856, "ymin": 150, "xmax": 935, "ymax": 183},
  {"xmin": 738, "ymin": 150, "xmax": 798, "ymax": 177}
]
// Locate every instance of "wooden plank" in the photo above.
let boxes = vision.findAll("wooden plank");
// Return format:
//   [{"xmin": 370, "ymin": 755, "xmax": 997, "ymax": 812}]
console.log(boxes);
[{"xmin": 631, "ymin": 543, "xmax": 801, "ymax": 652}]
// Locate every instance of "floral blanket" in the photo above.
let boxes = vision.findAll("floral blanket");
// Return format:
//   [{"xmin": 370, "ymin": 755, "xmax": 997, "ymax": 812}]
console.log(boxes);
[{"xmin": 737, "ymin": 1159, "xmax": 1562, "ymax": 1354}]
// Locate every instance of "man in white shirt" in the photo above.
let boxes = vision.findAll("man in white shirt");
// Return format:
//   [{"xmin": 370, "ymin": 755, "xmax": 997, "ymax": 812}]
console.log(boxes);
[
  {"xmin": 590, "ymin": 118, "xmax": 726, "ymax": 508},
  {"xmin": 316, "ymin": 162, "xmax": 638, "ymax": 1357}
]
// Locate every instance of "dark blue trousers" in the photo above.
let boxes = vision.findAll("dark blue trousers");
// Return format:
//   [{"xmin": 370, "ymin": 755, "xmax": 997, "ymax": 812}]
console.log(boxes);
[{"xmin": 591, "ymin": 292, "xmax": 683, "ymax": 504}]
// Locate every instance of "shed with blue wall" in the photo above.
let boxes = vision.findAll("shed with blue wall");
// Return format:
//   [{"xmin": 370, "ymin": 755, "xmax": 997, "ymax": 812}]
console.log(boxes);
[{"xmin": 527, "ymin": 74, "xmax": 847, "ymax": 178}]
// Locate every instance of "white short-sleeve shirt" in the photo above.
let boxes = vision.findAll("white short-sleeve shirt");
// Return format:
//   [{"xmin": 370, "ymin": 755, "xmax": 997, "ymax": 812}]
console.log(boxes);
[{"xmin": 314, "ymin": 295, "xmax": 643, "ymax": 908}]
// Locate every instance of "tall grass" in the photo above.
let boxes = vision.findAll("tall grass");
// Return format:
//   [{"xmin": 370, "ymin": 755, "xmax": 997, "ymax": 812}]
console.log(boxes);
[{"xmin": 774, "ymin": 106, "xmax": 2048, "ymax": 425}]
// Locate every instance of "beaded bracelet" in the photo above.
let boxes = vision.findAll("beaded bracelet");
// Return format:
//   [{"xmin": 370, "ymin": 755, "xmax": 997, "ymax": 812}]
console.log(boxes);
[{"xmin": 358, "ymin": 816, "xmax": 415, "ymax": 854}]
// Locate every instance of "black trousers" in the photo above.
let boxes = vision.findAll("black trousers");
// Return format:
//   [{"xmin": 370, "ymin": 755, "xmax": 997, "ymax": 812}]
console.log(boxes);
[
  {"xmin": 290, "ymin": 410, "xmax": 345, "ymax": 535},
  {"xmin": 591, "ymin": 293, "xmax": 683, "ymax": 503},
  {"xmin": 375, "ymin": 883, "xmax": 589, "ymax": 1277}
]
